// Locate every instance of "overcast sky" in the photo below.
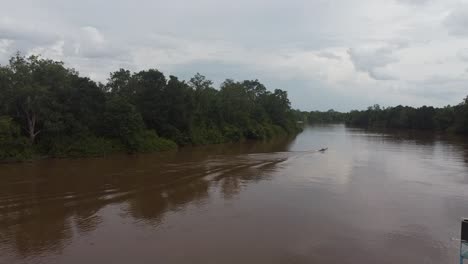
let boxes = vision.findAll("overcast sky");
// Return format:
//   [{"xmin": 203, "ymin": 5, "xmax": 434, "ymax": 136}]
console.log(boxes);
[{"xmin": 1, "ymin": 0, "xmax": 468, "ymax": 111}]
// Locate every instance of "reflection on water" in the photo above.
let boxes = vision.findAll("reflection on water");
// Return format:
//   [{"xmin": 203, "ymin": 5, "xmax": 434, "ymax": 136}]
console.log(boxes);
[
  {"xmin": 0, "ymin": 138, "xmax": 294, "ymax": 263},
  {"xmin": 0, "ymin": 125, "xmax": 467, "ymax": 264}
]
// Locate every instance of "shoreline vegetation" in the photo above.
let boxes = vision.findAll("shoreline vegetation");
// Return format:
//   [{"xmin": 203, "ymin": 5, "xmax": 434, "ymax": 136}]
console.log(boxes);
[
  {"xmin": 306, "ymin": 99, "xmax": 468, "ymax": 134},
  {"xmin": 1, "ymin": 53, "xmax": 467, "ymax": 162},
  {"xmin": 0, "ymin": 54, "xmax": 303, "ymax": 162}
]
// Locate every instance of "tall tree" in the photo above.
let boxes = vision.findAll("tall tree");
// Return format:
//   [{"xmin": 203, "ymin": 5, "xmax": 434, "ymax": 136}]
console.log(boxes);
[
  {"xmin": 7, "ymin": 55, "xmax": 63, "ymax": 143},
  {"xmin": 134, "ymin": 69, "xmax": 167, "ymax": 132}
]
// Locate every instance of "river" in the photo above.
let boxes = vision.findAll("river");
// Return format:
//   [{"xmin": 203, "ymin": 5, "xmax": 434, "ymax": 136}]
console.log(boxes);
[{"xmin": 0, "ymin": 124, "xmax": 467, "ymax": 264}]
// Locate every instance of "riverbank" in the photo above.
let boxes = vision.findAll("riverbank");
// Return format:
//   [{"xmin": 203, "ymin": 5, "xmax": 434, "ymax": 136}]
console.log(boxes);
[
  {"xmin": 1, "ymin": 126, "xmax": 303, "ymax": 163},
  {"xmin": 0, "ymin": 54, "xmax": 303, "ymax": 163}
]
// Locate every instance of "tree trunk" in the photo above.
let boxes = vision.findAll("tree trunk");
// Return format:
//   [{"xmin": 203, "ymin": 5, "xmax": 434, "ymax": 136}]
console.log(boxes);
[{"xmin": 27, "ymin": 112, "xmax": 40, "ymax": 144}]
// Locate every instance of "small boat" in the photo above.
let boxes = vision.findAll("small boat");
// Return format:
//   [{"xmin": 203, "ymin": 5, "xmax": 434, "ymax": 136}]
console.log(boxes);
[{"xmin": 318, "ymin": 148, "xmax": 328, "ymax": 152}]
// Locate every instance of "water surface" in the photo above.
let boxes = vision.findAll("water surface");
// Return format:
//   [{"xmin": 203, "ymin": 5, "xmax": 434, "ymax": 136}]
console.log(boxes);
[{"xmin": 1, "ymin": 124, "xmax": 468, "ymax": 263}]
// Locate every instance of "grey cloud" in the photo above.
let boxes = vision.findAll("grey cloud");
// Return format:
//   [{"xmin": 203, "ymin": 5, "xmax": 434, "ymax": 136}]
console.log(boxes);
[
  {"xmin": 71, "ymin": 27, "xmax": 129, "ymax": 60},
  {"xmin": 396, "ymin": 0, "xmax": 430, "ymax": 5},
  {"xmin": 0, "ymin": 19, "xmax": 63, "ymax": 61},
  {"xmin": 0, "ymin": 22, "xmax": 130, "ymax": 69},
  {"xmin": 316, "ymin": 51, "xmax": 341, "ymax": 60},
  {"xmin": 347, "ymin": 46, "xmax": 399, "ymax": 80},
  {"xmin": 406, "ymin": 76, "xmax": 468, "ymax": 101},
  {"xmin": 368, "ymin": 70, "xmax": 397, "ymax": 81},
  {"xmin": 414, "ymin": 75, "xmax": 467, "ymax": 86},
  {"xmin": 0, "ymin": 19, "xmax": 62, "ymax": 63},
  {"xmin": 0, "ymin": 19, "xmax": 58, "ymax": 46},
  {"xmin": 170, "ymin": 60, "xmax": 252, "ymax": 87},
  {"xmin": 0, "ymin": 0, "xmax": 467, "ymax": 110},
  {"xmin": 457, "ymin": 49, "xmax": 468, "ymax": 61},
  {"xmin": 444, "ymin": 5, "xmax": 468, "ymax": 37}
]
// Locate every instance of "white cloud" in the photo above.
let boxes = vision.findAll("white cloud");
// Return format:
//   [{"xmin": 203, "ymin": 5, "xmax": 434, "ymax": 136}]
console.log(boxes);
[
  {"xmin": 28, "ymin": 40, "xmax": 65, "ymax": 60},
  {"xmin": 72, "ymin": 26, "xmax": 127, "ymax": 59},
  {"xmin": 0, "ymin": 39, "xmax": 12, "ymax": 53},
  {"xmin": 80, "ymin": 27, "xmax": 105, "ymax": 45}
]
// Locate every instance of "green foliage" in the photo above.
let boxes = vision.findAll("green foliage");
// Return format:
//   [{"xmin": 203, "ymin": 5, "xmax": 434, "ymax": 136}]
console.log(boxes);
[
  {"xmin": 308, "ymin": 109, "xmax": 347, "ymax": 124},
  {"xmin": 345, "ymin": 99, "xmax": 468, "ymax": 134},
  {"xmin": 40, "ymin": 136, "xmax": 124, "ymax": 158},
  {"xmin": 222, "ymin": 125, "xmax": 243, "ymax": 142},
  {"xmin": 0, "ymin": 116, "xmax": 32, "ymax": 160},
  {"xmin": 131, "ymin": 130, "xmax": 178, "ymax": 153},
  {"xmin": 454, "ymin": 97, "xmax": 468, "ymax": 134},
  {"xmin": 434, "ymin": 106, "xmax": 455, "ymax": 131},
  {"xmin": 0, "ymin": 54, "xmax": 301, "ymax": 161},
  {"xmin": 107, "ymin": 71, "xmax": 301, "ymax": 144},
  {"xmin": 100, "ymin": 96, "xmax": 165, "ymax": 152},
  {"xmin": 191, "ymin": 126, "xmax": 225, "ymax": 145}
]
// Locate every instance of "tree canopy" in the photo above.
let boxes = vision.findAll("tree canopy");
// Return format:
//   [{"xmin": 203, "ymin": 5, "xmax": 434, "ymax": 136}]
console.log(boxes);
[
  {"xmin": 344, "ymin": 101, "xmax": 468, "ymax": 133},
  {"xmin": 0, "ymin": 54, "xmax": 302, "ymax": 160},
  {"xmin": 305, "ymin": 100, "xmax": 468, "ymax": 134}
]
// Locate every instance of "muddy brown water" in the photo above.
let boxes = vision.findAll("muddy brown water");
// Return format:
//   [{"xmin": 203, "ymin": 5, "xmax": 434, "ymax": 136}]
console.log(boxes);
[{"xmin": 0, "ymin": 124, "xmax": 468, "ymax": 264}]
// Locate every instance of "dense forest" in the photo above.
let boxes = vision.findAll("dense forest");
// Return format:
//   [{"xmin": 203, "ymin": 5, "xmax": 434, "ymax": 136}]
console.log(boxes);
[
  {"xmin": 0, "ymin": 54, "xmax": 302, "ymax": 161},
  {"xmin": 307, "ymin": 109, "xmax": 347, "ymax": 124},
  {"xmin": 305, "ymin": 99, "xmax": 468, "ymax": 135},
  {"xmin": 345, "ymin": 101, "xmax": 468, "ymax": 133}
]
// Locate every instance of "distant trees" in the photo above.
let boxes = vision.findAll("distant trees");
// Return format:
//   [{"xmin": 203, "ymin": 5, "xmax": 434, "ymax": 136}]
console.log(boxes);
[
  {"xmin": 0, "ymin": 54, "xmax": 301, "ymax": 161},
  {"xmin": 454, "ymin": 96, "xmax": 468, "ymax": 133},
  {"xmin": 307, "ymin": 109, "xmax": 347, "ymax": 124},
  {"xmin": 345, "ymin": 99, "xmax": 468, "ymax": 134},
  {"xmin": 305, "ymin": 98, "xmax": 468, "ymax": 135}
]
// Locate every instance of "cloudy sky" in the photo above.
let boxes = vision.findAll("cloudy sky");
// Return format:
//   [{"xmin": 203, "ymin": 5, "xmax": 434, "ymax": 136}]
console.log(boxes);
[{"xmin": 1, "ymin": 0, "xmax": 468, "ymax": 111}]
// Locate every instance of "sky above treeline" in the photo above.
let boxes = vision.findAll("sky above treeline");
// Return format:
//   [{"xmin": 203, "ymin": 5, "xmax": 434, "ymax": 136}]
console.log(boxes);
[{"xmin": 1, "ymin": 0, "xmax": 468, "ymax": 111}]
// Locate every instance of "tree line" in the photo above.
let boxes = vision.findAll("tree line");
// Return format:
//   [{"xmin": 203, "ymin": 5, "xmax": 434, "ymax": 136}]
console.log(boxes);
[
  {"xmin": 0, "ymin": 54, "xmax": 302, "ymax": 161},
  {"xmin": 305, "ymin": 98, "xmax": 468, "ymax": 134},
  {"xmin": 345, "ymin": 102, "xmax": 468, "ymax": 133},
  {"xmin": 307, "ymin": 109, "xmax": 347, "ymax": 124}
]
